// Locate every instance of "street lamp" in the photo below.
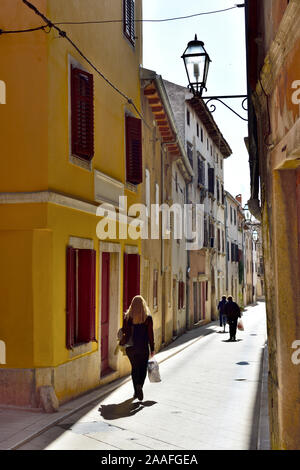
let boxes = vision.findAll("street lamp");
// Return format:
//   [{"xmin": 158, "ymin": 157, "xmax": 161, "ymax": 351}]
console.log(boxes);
[
  {"xmin": 252, "ymin": 230, "xmax": 258, "ymax": 242},
  {"xmin": 181, "ymin": 35, "xmax": 211, "ymax": 97},
  {"xmin": 182, "ymin": 35, "xmax": 248, "ymax": 121}
]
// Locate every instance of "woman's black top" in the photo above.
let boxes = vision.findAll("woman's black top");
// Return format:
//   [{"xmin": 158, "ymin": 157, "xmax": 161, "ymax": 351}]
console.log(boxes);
[{"xmin": 120, "ymin": 315, "xmax": 154, "ymax": 352}]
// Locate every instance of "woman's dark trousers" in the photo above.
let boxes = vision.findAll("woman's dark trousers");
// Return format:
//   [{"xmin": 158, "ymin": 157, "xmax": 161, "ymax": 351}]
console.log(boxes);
[
  {"xmin": 228, "ymin": 319, "xmax": 238, "ymax": 340},
  {"xmin": 126, "ymin": 347, "xmax": 149, "ymax": 393}
]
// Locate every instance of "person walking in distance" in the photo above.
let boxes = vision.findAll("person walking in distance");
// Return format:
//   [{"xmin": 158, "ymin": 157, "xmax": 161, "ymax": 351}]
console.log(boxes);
[
  {"xmin": 217, "ymin": 295, "xmax": 227, "ymax": 332},
  {"xmin": 119, "ymin": 295, "xmax": 155, "ymax": 401},
  {"xmin": 224, "ymin": 295, "xmax": 241, "ymax": 342}
]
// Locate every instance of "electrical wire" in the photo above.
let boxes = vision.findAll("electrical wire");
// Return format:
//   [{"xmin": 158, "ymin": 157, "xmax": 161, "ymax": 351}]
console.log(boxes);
[
  {"xmin": 0, "ymin": 25, "xmax": 48, "ymax": 35},
  {"xmin": 0, "ymin": 5, "xmax": 242, "ymax": 34},
  {"xmin": 54, "ymin": 6, "xmax": 239, "ymax": 26},
  {"xmin": 21, "ymin": 0, "xmax": 150, "ymax": 128}
]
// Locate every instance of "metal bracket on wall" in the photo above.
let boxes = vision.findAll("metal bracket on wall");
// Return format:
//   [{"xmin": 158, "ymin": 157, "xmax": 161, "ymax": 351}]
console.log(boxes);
[{"xmin": 202, "ymin": 95, "xmax": 248, "ymax": 121}]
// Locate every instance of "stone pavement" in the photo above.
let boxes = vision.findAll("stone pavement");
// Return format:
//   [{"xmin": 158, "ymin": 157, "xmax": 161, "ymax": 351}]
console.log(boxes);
[{"xmin": 0, "ymin": 302, "xmax": 270, "ymax": 450}]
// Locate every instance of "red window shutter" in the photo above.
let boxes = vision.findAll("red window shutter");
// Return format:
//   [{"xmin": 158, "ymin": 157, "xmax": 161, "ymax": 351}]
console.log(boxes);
[
  {"xmin": 71, "ymin": 67, "xmax": 94, "ymax": 161},
  {"xmin": 126, "ymin": 115, "xmax": 142, "ymax": 185},
  {"xmin": 123, "ymin": 253, "xmax": 140, "ymax": 313},
  {"xmin": 123, "ymin": 253, "xmax": 129, "ymax": 314},
  {"xmin": 66, "ymin": 247, "xmax": 76, "ymax": 349},
  {"xmin": 77, "ymin": 249, "xmax": 96, "ymax": 343}
]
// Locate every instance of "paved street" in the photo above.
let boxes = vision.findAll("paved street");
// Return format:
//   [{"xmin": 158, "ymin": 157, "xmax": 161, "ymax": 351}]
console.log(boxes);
[{"xmin": 18, "ymin": 302, "xmax": 267, "ymax": 451}]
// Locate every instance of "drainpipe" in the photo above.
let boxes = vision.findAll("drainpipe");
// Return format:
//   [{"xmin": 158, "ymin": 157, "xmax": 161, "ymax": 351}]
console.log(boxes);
[
  {"xmin": 225, "ymin": 197, "xmax": 229, "ymax": 293},
  {"xmin": 186, "ymin": 183, "xmax": 190, "ymax": 330}
]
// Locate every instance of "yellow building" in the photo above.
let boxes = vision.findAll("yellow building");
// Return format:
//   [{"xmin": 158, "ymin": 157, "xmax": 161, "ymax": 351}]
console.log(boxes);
[
  {"xmin": 0, "ymin": 0, "xmax": 143, "ymax": 407},
  {"xmin": 140, "ymin": 68, "xmax": 193, "ymax": 348}
]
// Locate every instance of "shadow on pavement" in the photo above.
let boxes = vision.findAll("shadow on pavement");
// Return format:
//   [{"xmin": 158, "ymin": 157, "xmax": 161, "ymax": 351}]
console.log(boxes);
[
  {"xmin": 160, "ymin": 322, "xmax": 218, "ymax": 355},
  {"xmin": 98, "ymin": 399, "xmax": 157, "ymax": 420},
  {"xmin": 221, "ymin": 339, "xmax": 243, "ymax": 343}
]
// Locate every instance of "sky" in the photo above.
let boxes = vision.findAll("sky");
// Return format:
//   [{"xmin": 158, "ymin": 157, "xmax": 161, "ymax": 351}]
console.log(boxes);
[{"xmin": 142, "ymin": 0, "xmax": 250, "ymax": 206}]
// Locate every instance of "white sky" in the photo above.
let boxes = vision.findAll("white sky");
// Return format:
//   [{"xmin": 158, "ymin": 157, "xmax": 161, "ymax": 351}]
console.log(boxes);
[{"xmin": 142, "ymin": 0, "xmax": 250, "ymax": 206}]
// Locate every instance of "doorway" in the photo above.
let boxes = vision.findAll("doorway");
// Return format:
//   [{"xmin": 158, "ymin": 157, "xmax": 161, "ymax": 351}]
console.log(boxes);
[{"xmin": 101, "ymin": 252, "xmax": 110, "ymax": 374}]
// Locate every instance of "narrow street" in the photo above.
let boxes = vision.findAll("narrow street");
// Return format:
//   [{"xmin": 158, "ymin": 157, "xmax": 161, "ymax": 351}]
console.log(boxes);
[{"xmin": 18, "ymin": 302, "xmax": 267, "ymax": 451}]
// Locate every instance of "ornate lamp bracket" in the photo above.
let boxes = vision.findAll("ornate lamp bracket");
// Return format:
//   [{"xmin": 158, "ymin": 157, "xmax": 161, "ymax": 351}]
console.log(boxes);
[{"xmin": 202, "ymin": 95, "xmax": 248, "ymax": 121}]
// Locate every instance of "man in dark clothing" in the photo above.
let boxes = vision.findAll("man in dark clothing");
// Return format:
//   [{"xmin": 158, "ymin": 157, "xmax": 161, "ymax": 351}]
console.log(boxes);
[
  {"xmin": 224, "ymin": 296, "xmax": 241, "ymax": 341},
  {"xmin": 217, "ymin": 296, "xmax": 227, "ymax": 332}
]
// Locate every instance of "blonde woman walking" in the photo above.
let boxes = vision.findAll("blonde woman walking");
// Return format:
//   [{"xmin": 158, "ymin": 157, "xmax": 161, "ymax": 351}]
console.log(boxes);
[{"xmin": 119, "ymin": 295, "xmax": 155, "ymax": 401}]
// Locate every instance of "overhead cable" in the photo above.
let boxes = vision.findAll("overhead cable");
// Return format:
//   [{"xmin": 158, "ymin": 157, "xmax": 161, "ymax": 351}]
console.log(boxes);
[
  {"xmin": 21, "ymin": 0, "xmax": 149, "ymax": 128},
  {"xmin": 54, "ymin": 6, "xmax": 238, "ymax": 26}
]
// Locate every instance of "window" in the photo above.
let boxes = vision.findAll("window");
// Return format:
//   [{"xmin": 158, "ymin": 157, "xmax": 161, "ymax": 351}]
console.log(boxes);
[
  {"xmin": 123, "ymin": 253, "xmax": 140, "ymax": 313},
  {"xmin": 208, "ymin": 166, "xmax": 215, "ymax": 195},
  {"xmin": 178, "ymin": 281, "xmax": 185, "ymax": 309},
  {"xmin": 196, "ymin": 123, "xmax": 199, "ymax": 137},
  {"xmin": 217, "ymin": 180, "xmax": 220, "ymax": 202},
  {"xmin": 71, "ymin": 67, "xmax": 94, "ymax": 161},
  {"xmin": 231, "ymin": 243, "xmax": 235, "ymax": 262},
  {"xmin": 230, "ymin": 207, "xmax": 233, "ymax": 224},
  {"xmin": 209, "ymin": 221, "xmax": 215, "ymax": 248},
  {"xmin": 217, "ymin": 229, "xmax": 221, "ymax": 252},
  {"xmin": 234, "ymin": 209, "xmax": 237, "ymax": 226},
  {"xmin": 123, "ymin": 0, "xmax": 135, "ymax": 45},
  {"xmin": 204, "ymin": 218, "xmax": 209, "ymax": 247},
  {"xmin": 200, "ymin": 127, "xmax": 203, "ymax": 142},
  {"xmin": 221, "ymin": 184, "xmax": 224, "ymax": 204},
  {"xmin": 187, "ymin": 109, "xmax": 190, "ymax": 126},
  {"xmin": 198, "ymin": 158, "xmax": 205, "ymax": 186},
  {"xmin": 125, "ymin": 115, "xmax": 142, "ymax": 184},
  {"xmin": 187, "ymin": 142, "xmax": 193, "ymax": 167},
  {"xmin": 153, "ymin": 269, "xmax": 158, "ymax": 308},
  {"xmin": 66, "ymin": 247, "xmax": 96, "ymax": 349}
]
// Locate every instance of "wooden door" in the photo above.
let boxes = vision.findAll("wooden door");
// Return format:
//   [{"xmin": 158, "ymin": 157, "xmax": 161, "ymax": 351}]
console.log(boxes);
[
  {"xmin": 201, "ymin": 282, "xmax": 206, "ymax": 320},
  {"xmin": 101, "ymin": 252, "xmax": 110, "ymax": 373},
  {"xmin": 193, "ymin": 282, "xmax": 198, "ymax": 323}
]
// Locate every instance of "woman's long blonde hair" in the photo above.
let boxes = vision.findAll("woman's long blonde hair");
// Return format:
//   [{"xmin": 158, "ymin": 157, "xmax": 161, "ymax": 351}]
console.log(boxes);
[{"xmin": 125, "ymin": 295, "xmax": 150, "ymax": 324}]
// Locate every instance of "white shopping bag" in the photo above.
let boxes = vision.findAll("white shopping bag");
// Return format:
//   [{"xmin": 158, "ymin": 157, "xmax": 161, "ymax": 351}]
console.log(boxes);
[{"xmin": 147, "ymin": 358, "xmax": 161, "ymax": 383}]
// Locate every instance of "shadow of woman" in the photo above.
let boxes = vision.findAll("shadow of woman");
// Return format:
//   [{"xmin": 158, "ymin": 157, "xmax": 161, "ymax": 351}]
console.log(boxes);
[{"xmin": 98, "ymin": 398, "xmax": 157, "ymax": 420}]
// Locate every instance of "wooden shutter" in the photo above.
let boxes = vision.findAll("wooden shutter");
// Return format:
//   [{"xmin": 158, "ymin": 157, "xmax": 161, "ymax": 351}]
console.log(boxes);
[
  {"xmin": 66, "ymin": 247, "xmax": 76, "ymax": 349},
  {"xmin": 123, "ymin": 253, "xmax": 140, "ymax": 313},
  {"xmin": 71, "ymin": 67, "xmax": 94, "ymax": 161},
  {"xmin": 178, "ymin": 281, "xmax": 184, "ymax": 309},
  {"xmin": 198, "ymin": 159, "xmax": 205, "ymax": 186},
  {"xmin": 126, "ymin": 115, "xmax": 142, "ymax": 184},
  {"xmin": 77, "ymin": 249, "xmax": 96, "ymax": 343},
  {"xmin": 123, "ymin": 0, "xmax": 135, "ymax": 44},
  {"xmin": 208, "ymin": 167, "xmax": 215, "ymax": 195}
]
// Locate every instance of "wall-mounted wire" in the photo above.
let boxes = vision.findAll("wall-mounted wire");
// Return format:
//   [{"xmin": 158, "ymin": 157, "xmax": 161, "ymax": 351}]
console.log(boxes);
[
  {"xmin": 19, "ymin": 0, "xmax": 151, "ymax": 129},
  {"xmin": 54, "ymin": 6, "xmax": 239, "ymax": 26}
]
